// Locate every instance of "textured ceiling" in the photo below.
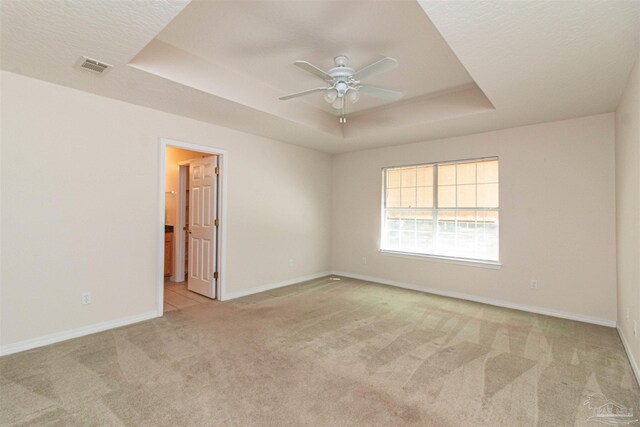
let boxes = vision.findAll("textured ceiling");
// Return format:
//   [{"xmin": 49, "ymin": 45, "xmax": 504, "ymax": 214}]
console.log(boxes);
[
  {"xmin": 1, "ymin": 0, "xmax": 639, "ymax": 154},
  {"xmin": 419, "ymin": 0, "xmax": 640, "ymax": 119},
  {"xmin": 0, "ymin": 0, "xmax": 189, "ymax": 98}
]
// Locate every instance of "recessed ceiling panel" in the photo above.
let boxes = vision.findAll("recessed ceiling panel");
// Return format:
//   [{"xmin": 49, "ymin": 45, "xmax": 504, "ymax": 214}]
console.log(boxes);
[{"xmin": 153, "ymin": 0, "xmax": 477, "ymax": 115}]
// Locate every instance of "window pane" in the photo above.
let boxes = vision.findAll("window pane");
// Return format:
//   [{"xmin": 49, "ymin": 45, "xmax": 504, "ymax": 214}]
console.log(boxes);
[
  {"xmin": 438, "ymin": 185, "xmax": 456, "ymax": 208},
  {"xmin": 400, "ymin": 218, "xmax": 416, "ymax": 231},
  {"xmin": 401, "ymin": 167, "xmax": 416, "ymax": 187},
  {"xmin": 385, "ymin": 229, "xmax": 400, "ymax": 250},
  {"xmin": 456, "ymin": 184, "xmax": 476, "ymax": 208},
  {"xmin": 416, "ymin": 232, "xmax": 433, "ymax": 253},
  {"xmin": 477, "ymin": 160, "xmax": 499, "ymax": 184},
  {"xmin": 384, "ymin": 210, "xmax": 402, "ymax": 231},
  {"xmin": 385, "ymin": 219, "xmax": 401, "ymax": 231},
  {"xmin": 387, "ymin": 169, "xmax": 401, "ymax": 188},
  {"xmin": 386, "ymin": 188, "xmax": 401, "ymax": 207},
  {"xmin": 479, "ymin": 210, "xmax": 499, "ymax": 229},
  {"xmin": 455, "ymin": 211, "xmax": 477, "ymax": 258},
  {"xmin": 416, "ymin": 186, "xmax": 433, "ymax": 208},
  {"xmin": 477, "ymin": 211, "xmax": 499, "ymax": 260},
  {"xmin": 415, "ymin": 210, "xmax": 434, "ymax": 253},
  {"xmin": 438, "ymin": 164, "xmax": 456, "ymax": 185},
  {"xmin": 435, "ymin": 210, "xmax": 457, "ymax": 257},
  {"xmin": 416, "ymin": 166, "xmax": 433, "ymax": 186},
  {"xmin": 456, "ymin": 210, "xmax": 477, "ymax": 225},
  {"xmin": 386, "ymin": 210, "xmax": 414, "ymax": 223},
  {"xmin": 385, "ymin": 209, "xmax": 403, "ymax": 220},
  {"xmin": 415, "ymin": 210, "xmax": 433, "ymax": 232},
  {"xmin": 477, "ymin": 183, "xmax": 499, "ymax": 208},
  {"xmin": 400, "ymin": 231, "xmax": 416, "ymax": 249},
  {"xmin": 382, "ymin": 209, "xmax": 436, "ymax": 254},
  {"xmin": 401, "ymin": 187, "xmax": 416, "ymax": 208},
  {"xmin": 437, "ymin": 210, "xmax": 456, "ymax": 227},
  {"xmin": 457, "ymin": 162, "xmax": 476, "ymax": 185}
]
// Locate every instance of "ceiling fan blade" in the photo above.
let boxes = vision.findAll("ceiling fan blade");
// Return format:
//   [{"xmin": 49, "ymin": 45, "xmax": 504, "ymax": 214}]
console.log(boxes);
[
  {"xmin": 353, "ymin": 57, "xmax": 398, "ymax": 81},
  {"xmin": 279, "ymin": 87, "xmax": 328, "ymax": 100},
  {"xmin": 294, "ymin": 61, "xmax": 332, "ymax": 80},
  {"xmin": 358, "ymin": 85, "xmax": 404, "ymax": 101}
]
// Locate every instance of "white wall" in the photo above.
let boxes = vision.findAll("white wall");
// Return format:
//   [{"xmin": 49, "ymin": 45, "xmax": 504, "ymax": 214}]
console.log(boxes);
[
  {"xmin": 331, "ymin": 114, "xmax": 617, "ymax": 324},
  {"xmin": 615, "ymin": 52, "xmax": 640, "ymax": 377},
  {"xmin": 0, "ymin": 71, "xmax": 332, "ymax": 349}
]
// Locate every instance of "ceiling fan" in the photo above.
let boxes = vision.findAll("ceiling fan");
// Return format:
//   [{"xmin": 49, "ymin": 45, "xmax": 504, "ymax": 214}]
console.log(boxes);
[{"xmin": 279, "ymin": 55, "xmax": 403, "ymax": 123}]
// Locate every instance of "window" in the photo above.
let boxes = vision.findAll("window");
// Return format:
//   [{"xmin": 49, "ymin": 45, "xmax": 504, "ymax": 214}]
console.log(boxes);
[{"xmin": 381, "ymin": 158, "xmax": 499, "ymax": 263}]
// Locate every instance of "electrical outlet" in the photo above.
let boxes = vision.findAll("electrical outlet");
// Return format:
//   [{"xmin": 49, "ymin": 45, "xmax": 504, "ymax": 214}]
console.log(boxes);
[
  {"xmin": 530, "ymin": 279, "xmax": 538, "ymax": 289},
  {"xmin": 288, "ymin": 259, "xmax": 294, "ymax": 267},
  {"xmin": 81, "ymin": 292, "xmax": 91, "ymax": 305},
  {"xmin": 362, "ymin": 256, "xmax": 367, "ymax": 265}
]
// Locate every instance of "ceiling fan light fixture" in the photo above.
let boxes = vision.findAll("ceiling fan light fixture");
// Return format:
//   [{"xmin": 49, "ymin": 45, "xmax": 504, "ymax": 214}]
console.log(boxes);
[
  {"xmin": 331, "ymin": 97, "xmax": 344, "ymax": 110},
  {"xmin": 335, "ymin": 81, "xmax": 348, "ymax": 96},
  {"xmin": 349, "ymin": 90, "xmax": 360, "ymax": 104},
  {"xmin": 323, "ymin": 88, "xmax": 338, "ymax": 103}
]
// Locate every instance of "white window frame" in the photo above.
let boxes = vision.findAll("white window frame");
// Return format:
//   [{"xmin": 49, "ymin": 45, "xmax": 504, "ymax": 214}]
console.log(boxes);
[{"xmin": 379, "ymin": 157, "xmax": 501, "ymax": 268}]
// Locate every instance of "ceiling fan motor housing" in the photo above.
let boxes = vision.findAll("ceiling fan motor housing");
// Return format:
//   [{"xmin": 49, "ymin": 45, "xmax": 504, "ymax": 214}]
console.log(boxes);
[{"xmin": 328, "ymin": 55, "xmax": 357, "ymax": 83}]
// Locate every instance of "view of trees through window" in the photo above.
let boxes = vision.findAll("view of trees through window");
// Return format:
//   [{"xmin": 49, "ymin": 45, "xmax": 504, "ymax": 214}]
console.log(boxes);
[{"xmin": 382, "ymin": 158, "xmax": 499, "ymax": 262}]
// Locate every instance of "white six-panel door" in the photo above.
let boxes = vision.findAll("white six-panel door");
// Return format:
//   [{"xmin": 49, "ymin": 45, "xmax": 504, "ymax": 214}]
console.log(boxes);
[{"xmin": 187, "ymin": 156, "xmax": 218, "ymax": 298}]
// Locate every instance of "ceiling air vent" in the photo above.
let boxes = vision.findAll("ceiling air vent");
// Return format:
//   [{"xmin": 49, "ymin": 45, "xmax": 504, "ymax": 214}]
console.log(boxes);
[{"xmin": 78, "ymin": 56, "xmax": 112, "ymax": 74}]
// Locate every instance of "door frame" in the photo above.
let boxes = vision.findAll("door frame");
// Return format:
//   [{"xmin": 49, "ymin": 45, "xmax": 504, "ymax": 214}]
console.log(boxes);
[{"xmin": 158, "ymin": 138, "xmax": 228, "ymax": 315}]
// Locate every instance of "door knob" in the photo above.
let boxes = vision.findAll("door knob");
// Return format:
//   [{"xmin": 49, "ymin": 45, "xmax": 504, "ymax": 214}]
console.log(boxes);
[{"xmin": 183, "ymin": 226, "xmax": 192, "ymax": 234}]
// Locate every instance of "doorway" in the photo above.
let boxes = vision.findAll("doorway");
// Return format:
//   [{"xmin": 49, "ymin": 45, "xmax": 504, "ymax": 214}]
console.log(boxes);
[{"xmin": 159, "ymin": 138, "xmax": 227, "ymax": 314}]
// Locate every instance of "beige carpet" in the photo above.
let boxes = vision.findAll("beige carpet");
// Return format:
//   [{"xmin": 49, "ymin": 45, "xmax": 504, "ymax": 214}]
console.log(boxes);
[{"xmin": 2, "ymin": 276, "xmax": 639, "ymax": 426}]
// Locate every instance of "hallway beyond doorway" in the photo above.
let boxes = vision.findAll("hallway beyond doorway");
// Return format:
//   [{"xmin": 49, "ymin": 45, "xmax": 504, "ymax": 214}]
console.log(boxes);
[{"xmin": 163, "ymin": 279, "xmax": 211, "ymax": 311}]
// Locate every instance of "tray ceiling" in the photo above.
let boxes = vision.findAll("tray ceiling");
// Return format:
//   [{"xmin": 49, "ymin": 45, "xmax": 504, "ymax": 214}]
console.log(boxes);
[{"xmin": 1, "ymin": 0, "xmax": 638, "ymax": 153}]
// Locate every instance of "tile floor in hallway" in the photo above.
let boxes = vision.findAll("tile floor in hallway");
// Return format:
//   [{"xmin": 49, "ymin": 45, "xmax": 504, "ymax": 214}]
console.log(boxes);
[{"xmin": 163, "ymin": 279, "xmax": 213, "ymax": 311}]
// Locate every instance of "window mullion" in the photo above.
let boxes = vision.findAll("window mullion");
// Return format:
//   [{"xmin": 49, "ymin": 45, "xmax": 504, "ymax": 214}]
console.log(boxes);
[
  {"xmin": 454, "ymin": 164, "xmax": 458, "ymax": 251},
  {"xmin": 413, "ymin": 167, "xmax": 417, "ymax": 251},
  {"xmin": 474, "ymin": 163, "xmax": 478, "ymax": 258},
  {"xmin": 382, "ymin": 170, "xmax": 388, "ymax": 249},
  {"xmin": 433, "ymin": 164, "xmax": 439, "ymax": 254}
]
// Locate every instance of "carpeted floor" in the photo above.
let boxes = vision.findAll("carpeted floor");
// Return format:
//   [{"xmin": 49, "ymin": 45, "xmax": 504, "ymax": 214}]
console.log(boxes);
[{"xmin": 2, "ymin": 276, "xmax": 639, "ymax": 426}]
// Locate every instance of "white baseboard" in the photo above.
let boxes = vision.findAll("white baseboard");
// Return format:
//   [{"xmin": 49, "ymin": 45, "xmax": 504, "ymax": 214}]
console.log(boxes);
[
  {"xmin": 1, "ymin": 271, "xmax": 618, "ymax": 357},
  {"xmin": 0, "ymin": 311, "xmax": 159, "ymax": 357},
  {"xmin": 0, "ymin": 271, "xmax": 332, "ymax": 357},
  {"xmin": 617, "ymin": 326, "xmax": 640, "ymax": 387},
  {"xmin": 332, "ymin": 271, "xmax": 617, "ymax": 328},
  {"xmin": 222, "ymin": 271, "xmax": 332, "ymax": 301}
]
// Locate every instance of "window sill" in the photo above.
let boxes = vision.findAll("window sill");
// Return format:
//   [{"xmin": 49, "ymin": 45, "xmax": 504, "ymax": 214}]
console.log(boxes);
[{"xmin": 379, "ymin": 250, "xmax": 502, "ymax": 269}]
